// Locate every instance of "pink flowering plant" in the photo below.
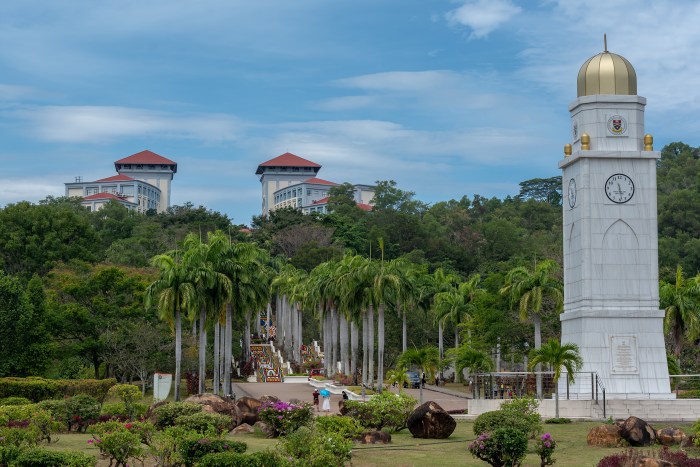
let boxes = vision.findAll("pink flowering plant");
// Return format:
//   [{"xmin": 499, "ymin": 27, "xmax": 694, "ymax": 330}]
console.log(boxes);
[
  {"xmin": 257, "ymin": 401, "xmax": 313, "ymax": 437},
  {"xmin": 535, "ymin": 432, "xmax": 557, "ymax": 466},
  {"xmin": 468, "ymin": 428, "xmax": 528, "ymax": 467}
]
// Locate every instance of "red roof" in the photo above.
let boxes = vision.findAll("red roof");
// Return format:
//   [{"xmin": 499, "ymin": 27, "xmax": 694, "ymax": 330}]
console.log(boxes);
[
  {"xmin": 256, "ymin": 152, "xmax": 321, "ymax": 174},
  {"xmin": 311, "ymin": 197, "xmax": 330, "ymax": 205},
  {"xmin": 114, "ymin": 150, "xmax": 177, "ymax": 167},
  {"xmin": 83, "ymin": 192, "xmax": 131, "ymax": 201},
  {"xmin": 304, "ymin": 177, "xmax": 337, "ymax": 186},
  {"xmin": 358, "ymin": 203, "xmax": 373, "ymax": 212},
  {"xmin": 94, "ymin": 174, "xmax": 135, "ymax": 182}
]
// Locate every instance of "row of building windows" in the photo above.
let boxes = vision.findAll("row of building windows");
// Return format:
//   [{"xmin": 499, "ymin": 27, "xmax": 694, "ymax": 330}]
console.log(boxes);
[
  {"xmin": 119, "ymin": 164, "xmax": 171, "ymax": 170},
  {"xmin": 274, "ymin": 189, "xmax": 328, "ymax": 205}
]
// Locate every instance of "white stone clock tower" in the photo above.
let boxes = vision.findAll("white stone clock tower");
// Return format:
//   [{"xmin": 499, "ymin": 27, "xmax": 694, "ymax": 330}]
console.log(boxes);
[{"xmin": 559, "ymin": 43, "xmax": 672, "ymax": 399}]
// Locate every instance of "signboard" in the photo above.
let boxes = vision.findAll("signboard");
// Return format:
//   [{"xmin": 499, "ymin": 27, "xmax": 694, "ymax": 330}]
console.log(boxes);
[{"xmin": 610, "ymin": 335, "xmax": 639, "ymax": 374}]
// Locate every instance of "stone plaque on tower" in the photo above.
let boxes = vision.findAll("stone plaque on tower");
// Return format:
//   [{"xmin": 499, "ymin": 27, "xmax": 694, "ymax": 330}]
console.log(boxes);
[{"xmin": 559, "ymin": 41, "xmax": 673, "ymax": 399}]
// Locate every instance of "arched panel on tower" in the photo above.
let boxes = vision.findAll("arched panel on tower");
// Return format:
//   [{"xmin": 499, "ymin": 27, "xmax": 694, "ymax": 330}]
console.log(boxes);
[
  {"xmin": 565, "ymin": 221, "xmax": 582, "ymax": 303},
  {"xmin": 599, "ymin": 219, "xmax": 642, "ymax": 299}
]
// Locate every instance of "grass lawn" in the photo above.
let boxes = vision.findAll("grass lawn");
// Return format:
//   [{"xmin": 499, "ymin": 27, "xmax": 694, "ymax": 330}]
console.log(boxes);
[{"xmin": 40, "ymin": 420, "xmax": 697, "ymax": 467}]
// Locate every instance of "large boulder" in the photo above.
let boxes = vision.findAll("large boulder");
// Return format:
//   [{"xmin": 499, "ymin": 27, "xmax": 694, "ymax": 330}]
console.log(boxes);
[
  {"xmin": 406, "ymin": 401, "xmax": 456, "ymax": 439},
  {"xmin": 254, "ymin": 420, "xmax": 274, "ymax": 438},
  {"xmin": 587, "ymin": 424, "xmax": 623, "ymax": 447},
  {"xmin": 236, "ymin": 397, "xmax": 263, "ymax": 425},
  {"xmin": 656, "ymin": 427, "xmax": 686, "ymax": 446},
  {"xmin": 618, "ymin": 416, "xmax": 656, "ymax": 447},
  {"xmin": 231, "ymin": 423, "xmax": 255, "ymax": 435},
  {"xmin": 184, "ymin": 393, "xmax": 242, "ymax": 426},
  {"xmin": 259, "ymin": 395, "xmax": 279, "ymax": 405}
]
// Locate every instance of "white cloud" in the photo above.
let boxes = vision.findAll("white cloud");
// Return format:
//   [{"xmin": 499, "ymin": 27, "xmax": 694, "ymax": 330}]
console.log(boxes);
[
  {"xmin": 12, "ymin": 106, "xmax": 245, "ymax": 143},
  {"xmin": 446, "ymin": 0, "xmax": 522, "ymax": 39},
  {"xmin": 0, "ymin": 177, "xmax": 63, "ymax": 205},
  {"xmin": 0, "ymin": 84, "xmax": 39, "ymax": 101}
]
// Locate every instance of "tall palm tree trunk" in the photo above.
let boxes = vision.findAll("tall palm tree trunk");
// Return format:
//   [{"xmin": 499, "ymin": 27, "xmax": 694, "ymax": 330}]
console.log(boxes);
[
  {"xmin": 340, "ymin": 313, "xmax": 349, "ymax": 375},
  {"xmin": 175, "ymin": 308, "xmax": 182, "ymax": 401},
  {"xmin": 213, "ymin": 321, "xmax": 220, "ymax": 395},
  {"xmin": 351, "ymin": 320, "xmax": 358, "ymax": 383},
  {"xmin": 362, "ymin": 310, "xmax": 369, "ymax": 386},
  {"xmin": 323, "ymin": 312, "xmax": 331, "ymax": 376},
  {"xmin": 244, "ymin": 310, "xmax": 252, "ymax": 363},
  {"xmin": 454, "ymin": 326, "xmax": 460, "ymax": 383},
  {"xmin": 402, "ymin": 308, "xmax": 407, "ymax": 353},
  {"xmin": 378, "ymin": 303, "xmax": 385, "ymax": 393},
  {"xmin": 297, "ymin": 306, "xmax": 303, "ymax": 363},
  {"xmin": 198, "ymin": 306, "xmax": 207, "ymax": 394},
  {"xmin": 331, "ymin": 308, "xmax": 338, "ymax": 376},
  {"xmin": 438, "ymin": 321, "xmax": 444, "ymax": 379},
  {"xmin": 534, "ymin": 314, "xmax": 542, "ymax": 398},
  {"xmin": 368, "ymin": 304, "xmax": 375, "ymax": 386},
  {"xmin": 224, "ymin": 303, "xmax": 232, "ymax": 396}
]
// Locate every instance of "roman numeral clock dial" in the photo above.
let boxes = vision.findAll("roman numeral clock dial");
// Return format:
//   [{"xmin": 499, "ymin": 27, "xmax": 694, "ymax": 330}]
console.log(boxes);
[{"xmin": 605, "ymin": 173, "xmax": 634, "ymax": 204}]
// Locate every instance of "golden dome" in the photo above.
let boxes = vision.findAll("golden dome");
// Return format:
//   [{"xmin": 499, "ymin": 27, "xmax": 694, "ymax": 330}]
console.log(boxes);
[{"xmin": 577, "ymin": 49, "xmax": 637, "ymax": 97}]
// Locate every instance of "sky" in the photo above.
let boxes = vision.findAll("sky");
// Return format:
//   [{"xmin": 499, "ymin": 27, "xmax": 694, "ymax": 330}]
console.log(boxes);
[{"xmin": 2, "ymin": 0, "xmax": 700, "ymax": 226}]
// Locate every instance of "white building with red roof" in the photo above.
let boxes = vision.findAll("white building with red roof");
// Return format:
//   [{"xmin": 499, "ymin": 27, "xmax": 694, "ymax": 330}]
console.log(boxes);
[
  {"xmin": 256, "ymin": 152, "xmax": 374, "ymax": 216},
  {"xmin": 65, "ymin": 150, "xmax": 177, "ymax": 213}
]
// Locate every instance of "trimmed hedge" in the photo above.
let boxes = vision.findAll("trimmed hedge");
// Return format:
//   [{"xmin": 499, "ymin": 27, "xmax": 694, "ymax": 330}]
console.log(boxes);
[
  {"xmin": 0, "ymin": 445, "xmax": 96, "ymax": 467},
  {"xmin": 198, "ymin": 450, "xmax": 285, "ymax": 467},
  {"xmin": 0, "ymin": 378, "xmax": 116, "ymax": 403},
  {"xmin": 473, "ymin": 410, "xmax": 534, "ymax": 438}
]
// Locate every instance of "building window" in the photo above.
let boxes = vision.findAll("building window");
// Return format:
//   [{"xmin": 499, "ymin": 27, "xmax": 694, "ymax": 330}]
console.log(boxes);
[{"xmin": 307, "ymin": 189, "xmax": 311, "ymax": 196}]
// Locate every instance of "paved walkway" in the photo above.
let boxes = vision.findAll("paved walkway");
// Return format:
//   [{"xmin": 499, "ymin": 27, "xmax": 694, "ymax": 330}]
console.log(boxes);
[{"xmin": 230, "ymin": 382, "xmax": 469, "ymax": 415}]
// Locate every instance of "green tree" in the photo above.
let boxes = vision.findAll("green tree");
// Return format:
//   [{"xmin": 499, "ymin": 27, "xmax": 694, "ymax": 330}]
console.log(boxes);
[
  {"xmin": 447, "ymin": 345, "xmax": 494, "ymax": 398},
  {"xmin": 528, "ymin": 339, "xmax": 583, "ymax": 419},
  {"xmin": 660, "ymin": 265, "xmax": 700, "ymax": 366},
  {"xmin": 500, "ymin": 259, "xmax": 563, "ymax": 397},
  {"xmin": 516, "ymin": 176, "xmax": 563, "ymax": 206},
  {"xmin": 146, "ymin": 252, "xmax": 196, "ymax": 401},
  {"xmin": 397, "ymin": 346, "xmax": 439, "ymax": 404}
]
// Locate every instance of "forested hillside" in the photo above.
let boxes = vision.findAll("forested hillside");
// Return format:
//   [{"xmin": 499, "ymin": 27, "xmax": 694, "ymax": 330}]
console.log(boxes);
[{"xmin": 1, "ymin": 141, "xmax": 698, "ymax": 381}]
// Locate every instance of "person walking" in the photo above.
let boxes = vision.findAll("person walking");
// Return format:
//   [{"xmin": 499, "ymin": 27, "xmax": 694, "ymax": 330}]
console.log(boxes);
[
  {"xmin": 312, "ymin": 389, "xmax": 320, "ymax": 412},
  {"xmin": 321, "ymin": 391, "xmax": 331, "ymax": 412}
]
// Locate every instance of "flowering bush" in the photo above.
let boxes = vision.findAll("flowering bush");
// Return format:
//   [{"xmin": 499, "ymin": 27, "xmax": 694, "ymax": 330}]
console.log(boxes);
[
  {"xmin": 535, "ymin": 433, "xmax": 557, "ymax": 466},
  {"xmin": 343, "ymin": 391, "xmax": 416, "ymax": 432},
  {"xmin": 107, "ymin": 384, "xmax": 142, "ymax": 420},
  {"xmin": 279, "ymin": 425, "xmax": 352, "ymax": 467},
  {"xmin": 468, "ymin": 428, "xmax": 528, "ymax": 467},
  {"xmin": 257, "ymin": 401, "xmax": 313, "ymax": 437}
]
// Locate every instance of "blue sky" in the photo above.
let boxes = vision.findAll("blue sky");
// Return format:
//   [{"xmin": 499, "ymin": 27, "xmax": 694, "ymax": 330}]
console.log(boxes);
[{"xmin": 2, "ymin": 0, "xmax": 700, "ymax": 225}]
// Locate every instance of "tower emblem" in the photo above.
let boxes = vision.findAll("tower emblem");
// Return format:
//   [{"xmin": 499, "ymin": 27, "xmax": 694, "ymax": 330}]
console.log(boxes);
[{"xmin": 607, "ymin": 114, "xmax": 627, "ymax": 136}]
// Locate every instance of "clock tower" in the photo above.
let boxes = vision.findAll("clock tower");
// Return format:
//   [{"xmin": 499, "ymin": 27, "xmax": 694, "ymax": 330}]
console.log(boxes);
[{"xmin": 559, "ymin": 41, "xmax": 672, "ymax": 399}]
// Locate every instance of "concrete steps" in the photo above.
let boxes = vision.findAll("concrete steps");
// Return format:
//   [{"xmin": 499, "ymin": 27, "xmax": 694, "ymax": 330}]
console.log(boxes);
[{"xmin": 592, "ymin": 399, "xmax": 700, "ymax": 422}]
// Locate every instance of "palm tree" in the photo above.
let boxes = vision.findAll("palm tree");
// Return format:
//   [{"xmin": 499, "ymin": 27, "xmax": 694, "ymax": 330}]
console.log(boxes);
[
  {"xmin": 435, "ymin": 274, "xmax": 483, "ymax": 382},
  {"xmin": 427, "ymin": 268, "xmax": 461, "ymax": 371},
  {"xmin": 528, "ymin": 338, "xmax": 582, "ymax": 419},
  {"xmin": 386, "ymin": 367, "xmax": 410, "ymax": 392},
  {"xmin": 500, "ymin": 259, "xmax": 562, "ymax": 398},
  {"xmin": 146, "ymin": 251, "xmax": 196, "ymax": 401},
  {"xmin": 397, "ymin": 346, "xmax": 439, "ymax": 404},
  {"xmin": 447, "ymin": 344, "xmax": 494, "ymax": 399},
  {"xmin": 660, "ymin": 265, "xmax": 700, "ymax": 367}
]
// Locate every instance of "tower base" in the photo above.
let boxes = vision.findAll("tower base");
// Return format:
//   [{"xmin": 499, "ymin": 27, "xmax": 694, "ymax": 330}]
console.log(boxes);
[{"xmin": 560, "ymin": 309, "xmax": 673, "ymax": 400}]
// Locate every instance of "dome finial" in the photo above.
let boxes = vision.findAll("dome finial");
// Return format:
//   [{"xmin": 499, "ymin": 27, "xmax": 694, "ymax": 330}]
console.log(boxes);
[{"xmin": 604, "ymin": 33, "xmax": 608, "ymax": 52}]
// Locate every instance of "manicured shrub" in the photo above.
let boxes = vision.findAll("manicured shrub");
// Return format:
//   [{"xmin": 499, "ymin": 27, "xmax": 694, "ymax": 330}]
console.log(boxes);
[
  {"xmin": 153, "ymin": 402, "xmax": 202, "ymax": 429},
  {"xmin": 0, "ymin": 425, "xmax": 41, "ymax": 447},
  {"xmin": 597, "ymin": 447, "xmax": 700, "ymax": 467},
  {"xmin": 468, "ymin": 428, "xmax": 528, "ymax": 467},
  {"xmin": 279, "ymin": 426, "xmax": 352, "ymax": 467},
  {"xmin": 342, "ymin": 391, "xmax": 416, "ymax": 432},
  {"xmin": 64, "ymin": 394, "xmax": 101, "ymax": 431},
  {"xmin": 175, "ymin": 412, "xmax": 232, "ymax": 435},
  {"xmin": 11, "ymin": 446, "xmax": 96, "ymax": 466},
  {"xmin": 0, "ymin": 404, "xmax": 34, "ymax": 426},
  {"xmin": 107, "ymin": 384, "xmax": 142, "ymax": 420},
  {"xmin": 314, "ymin": 415, "xmax": 363, "ymax": 439},
  {"xmin": 0, "ymin": 377, "xmax": 116, "ymax": 403},
  {"xmin": 94, "ymin": 429, "xmax": 143, "ymax": 467},
  {"xmin": 198, "ymin": 450, "xmax": 286, "ymax": 467},
  {"xmin": 30, "ymin": 408, "xmax": 62, "ymax": 443},
  {"xmin": 535, "ymin": 432, "xmax": 557, "ymax": 466},
  {"xmin": 545, "ymin": 417, "xmax": 572, "ymax": 424},
  {"xmin": 499, "ymin": 397, "xmax": 542, "ymax": 438},
  {"xmin": 257, "ymin": 400, "xmax": 313, "ymax": 436},
  {"xmin": 100, "ymin": 401, "xmax": 148, "ymax": 420},
  {"xmin": 473, "ymin": 410, "xmax": 533, "ymax": 438},
  {"xmin": 0, "ymin": 397, "xmax": 32, "ymax": 406},
  {"xmin": 178, "ymin": 436, "xmax": 246, "ymax": 466}
]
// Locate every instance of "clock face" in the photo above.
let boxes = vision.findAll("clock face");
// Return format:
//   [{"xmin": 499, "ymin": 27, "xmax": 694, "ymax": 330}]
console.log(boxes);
[
  {"xmin": 605, "ymin": 174, "xmax": 635, "ymax": 204},
  {"xmin": 568, "ymin": 178, "xmax": 577, "ymax": 208}
]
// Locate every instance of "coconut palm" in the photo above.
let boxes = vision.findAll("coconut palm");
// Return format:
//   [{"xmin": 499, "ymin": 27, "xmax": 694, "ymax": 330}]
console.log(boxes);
[
  {"xmin": 386, "ymin": 367, "xmax": 410, "ymax": 392},
  {"xmin": 528, "ymin": 338, "xmax": 582, "ymax": 419},
  {"xmin": 660, "ymin": 265, "xmax": 700, "ymax": 366},
  {"xmin": 500, "ymin": 259, "xmax": 562, "ymax": 397},
  {"xmin": 427, "ymin": 268, "xmax": 461, "ymax": 369},
  {"xmin": 146, "ymin": 251, "xmax": 196, "ymax": 401},
  {"xmin": 447, "ymin": 344, "xmax": 494, "ymax": 399},
  {"xmin": 397, "ymin": 346, "xmax": 439, "ymax": 404}
]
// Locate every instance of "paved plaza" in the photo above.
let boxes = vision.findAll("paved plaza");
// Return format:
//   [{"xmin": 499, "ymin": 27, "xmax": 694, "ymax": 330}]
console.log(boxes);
[{"xmin": 230, "ymin": 382, "xmax": 469, "ymax": 415}]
